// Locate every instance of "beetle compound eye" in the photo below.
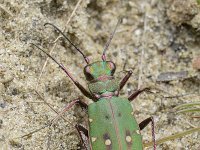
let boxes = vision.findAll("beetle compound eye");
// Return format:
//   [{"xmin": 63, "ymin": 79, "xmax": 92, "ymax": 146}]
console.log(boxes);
[
  {"xmin": 107, "ymin": 62, "xmax": 116, "ymax": 75},
  {"xmin": 84, "ymin": 66, "xmax": 95, "ymax": 81},
  {"xmin": 86, "ymin": 66, "xmax": 91, "ymax": 73},
  {"xmin": 87, "ymin": 66, "xmax": 95, "ymax": 74},
  {"xmin": 108, "ymin": 62, "xmax": 115, "ymax": 69}
]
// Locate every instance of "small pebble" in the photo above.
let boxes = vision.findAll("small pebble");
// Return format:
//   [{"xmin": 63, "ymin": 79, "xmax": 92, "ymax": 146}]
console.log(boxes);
[{"xmin": 192, "ymin": 56, "xmax": 200, "ymax": 70}]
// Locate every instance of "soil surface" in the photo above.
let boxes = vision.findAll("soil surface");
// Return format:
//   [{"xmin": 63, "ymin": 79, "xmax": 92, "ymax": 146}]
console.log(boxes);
[{"xmin": 0, "ymin": 0, "xmax": 200, "ymax": 149}]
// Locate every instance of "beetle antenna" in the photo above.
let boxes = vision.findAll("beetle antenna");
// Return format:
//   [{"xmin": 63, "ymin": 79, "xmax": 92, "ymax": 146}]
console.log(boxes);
[
  {"xmin": 30, "ymin": 43, "xmax": 76, "ymax": 83},
  {"xmin": 44, "ymin": 23, "xmax": 89, "ymax": 64},
  {"xmin": 102, "ymin": 18, "xmax": 121, "ymax": 61}
]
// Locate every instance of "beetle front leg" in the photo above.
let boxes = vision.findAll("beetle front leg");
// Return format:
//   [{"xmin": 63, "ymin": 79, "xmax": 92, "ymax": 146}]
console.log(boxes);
[
  {"xmin": 60, "ymin": 63, "xmax": 94, "ymax": 100},
  {"xmin": 74, "ymin": 81, "xmax": 94, "ymax": 100},
  {"xmin": 128, "ymin": 87, "xmax": 150, "ymax": 102},
  {"xmin": 139, "ymin": 117, "xmax": 156, "ymax": 150},
  {"xmin": 119, "ymin": 70, "xmax": 133, "ymax": 91},
  {"xmin": 31, "ymin": 44, "xmax": 94, "ymax": 100},
  {"xmin": 75, "ymin": 124, "xmax": 90, "ymax": 150}
]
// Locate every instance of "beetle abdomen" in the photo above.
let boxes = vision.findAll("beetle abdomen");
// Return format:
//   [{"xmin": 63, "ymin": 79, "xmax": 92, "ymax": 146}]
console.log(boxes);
[{"xmin": 88, "ymin": 97, "xmax": 143, "ymax": 150}]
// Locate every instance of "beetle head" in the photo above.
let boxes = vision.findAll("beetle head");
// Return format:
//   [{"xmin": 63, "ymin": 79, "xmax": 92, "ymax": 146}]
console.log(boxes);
[{"xmin": 84, "ymin": 61, "xmax": 116, "ymax": 81}]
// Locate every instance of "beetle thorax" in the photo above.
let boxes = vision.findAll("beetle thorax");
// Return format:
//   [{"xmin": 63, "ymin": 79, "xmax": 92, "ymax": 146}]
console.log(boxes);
[{"xmin": 88, "ymin": 78, "xmax": 119, "ymax": 99}]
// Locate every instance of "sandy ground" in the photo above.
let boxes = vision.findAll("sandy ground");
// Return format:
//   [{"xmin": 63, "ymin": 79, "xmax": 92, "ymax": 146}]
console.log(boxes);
[{"xmin": 0, "ymin": 0, "xmax": 200, "ymax": 149}]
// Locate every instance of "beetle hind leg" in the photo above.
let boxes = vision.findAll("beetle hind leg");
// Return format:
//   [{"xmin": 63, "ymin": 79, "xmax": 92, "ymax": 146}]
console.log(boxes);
[
  {"xmin": 139, "ymin": 117, "xmax": 156, "ymax": 150},
  {"xmin": 75, "ymin": 124, "xmax": 90, "ymax": 150}
]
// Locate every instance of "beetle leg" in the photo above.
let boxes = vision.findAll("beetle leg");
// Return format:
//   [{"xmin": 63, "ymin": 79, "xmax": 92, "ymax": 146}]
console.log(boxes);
[
  {"xmin": 139, "ymin": 117, "xmax": 156, "ymax": 150},
  {"xmin": 119, "ymin": 70, "xmax": 133, "ymax": 91},
  {"xmin": 31, "ymin": 43, "xmax": 94, "ymax": 101},
  {"xmin": 75, "ymin": 124, "xmax": 90, "ymax": 150},
  {"xmin": 50, "ymin": 99, "xmax": 88, "ymax": 125},
  {"xmin": 128, "ymin": 87, "xmax": 150, "ymax": 101},
  {"xmin": 74, "ymin": 81, "xmax": 94, "ymax": 100},
  {"xmin": 76, "ymin": 98, "xmax": 88, "ymax": 110}
]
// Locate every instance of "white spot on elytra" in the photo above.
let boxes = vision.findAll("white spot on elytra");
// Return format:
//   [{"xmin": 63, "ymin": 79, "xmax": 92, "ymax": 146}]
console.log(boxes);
[
  {"xmin": 89, "ymin": 118, "xmax": 93, "ymax": 122},
  {"xmin": 91, "ymin": 137, "xmax": 97, "ymax": 142},
  {"xmin": 105, "ymin": 139, "xmax": 111, "ymax": 146},
  {"xmin": 126, "ymin": 136, "xmax": 132, "ymax": 142},
  {"xmin": 136, "ymin": 130, "xmax": 140, "ymax": 134}
]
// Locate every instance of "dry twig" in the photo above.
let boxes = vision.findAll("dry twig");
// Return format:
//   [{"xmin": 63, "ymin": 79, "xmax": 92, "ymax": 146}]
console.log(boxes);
[
  {"xmin": 137, "ymin": 5, "xmax": 148, "ymax": 89},
  {"xmin": 0, "ymin": 4, "xmax": 13, "ymax": 16}
]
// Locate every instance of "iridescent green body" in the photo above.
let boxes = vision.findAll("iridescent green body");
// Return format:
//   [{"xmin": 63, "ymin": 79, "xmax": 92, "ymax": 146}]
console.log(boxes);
[
  {"xmin": 37, "ymin": 22, "xmax": 154, "ymax": 150},
  {"xmin": 88, "ymin": 97, "xmax": 143, "ymax": 150},
  {"xmin": 85, "ymin": 61, "xmax": 143, "ymax": 150}
]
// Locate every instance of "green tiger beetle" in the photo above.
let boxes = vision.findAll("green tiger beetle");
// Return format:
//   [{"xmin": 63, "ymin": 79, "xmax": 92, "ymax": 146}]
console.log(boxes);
[{"xmin": 32, "ymin": 19, "xmax": 156, "ymax": 150}]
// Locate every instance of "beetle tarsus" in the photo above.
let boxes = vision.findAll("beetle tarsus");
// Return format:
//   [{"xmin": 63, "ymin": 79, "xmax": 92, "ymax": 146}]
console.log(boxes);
[
  {"xmin": 75, "ymin": 124, "xmax": 89, "ymax": 150},
  {"xmin": 139, "ymin": 117, "xmax": 156, "ymax": 150}
]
